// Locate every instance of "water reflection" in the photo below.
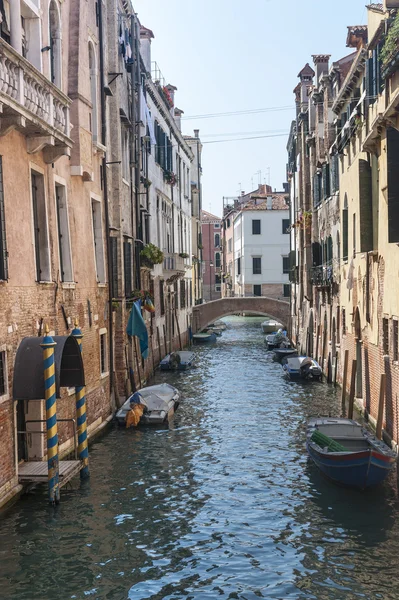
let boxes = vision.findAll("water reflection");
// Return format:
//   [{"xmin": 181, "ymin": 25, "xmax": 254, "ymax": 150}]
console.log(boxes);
[{"xmin": 0, "ymin": 317, "xmax": 398, "ymax": 600}]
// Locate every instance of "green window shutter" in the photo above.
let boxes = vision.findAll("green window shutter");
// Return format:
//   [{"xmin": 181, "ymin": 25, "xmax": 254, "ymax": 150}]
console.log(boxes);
[
  {"xmin": 110, "ymin": 237, "xmax": 118, "ymax": 299},
  {"xmin": 358, "ymin": 159, "xmax": 373, "ymax": 251},
  {"xmin": 387, "ymin": 127, "xmax": 399, "ymax": 243},
  {"xmin": 343, "ymin": 209, "xmax": 348, "ymax": 260}
]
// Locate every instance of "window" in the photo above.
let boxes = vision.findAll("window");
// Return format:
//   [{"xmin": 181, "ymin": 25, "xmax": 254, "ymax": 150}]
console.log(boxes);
[
  {"xmin": 394, "ymin": 320, "xmax": 398, "ymax": 362},
  {"xmin": 0, "ymin": 349, "xmax": 7, "ymax": 397},
  {"xmin": 100, "ymin": 330, "xmax": 107, "ymax": 375},
  {"xmin": 214, "ymin": 233, "xmax": 220, "ymax": 247},
  {"xmin": 237, "ymin": 257, "xmax": 241, "ymax": 275},
  {"xmin": 252, "ymin": 219, "xmax": 261, "ymax": 235},
  {"xmin": 89, "ymin": 42, "xmax": 98, "ymax": 141},
  {"xmin": 49, "ymin": 1, "xmax": 62, "ymax": 88},
  {"xmin": 214, "ymin": 223, "xmax": 220, "ymax": 229},
  {"xmin": 283, "ymin": 284, "xmax": 290, "ymax": 298},
  {"xmin": 228, "ymin": 238, "xmax": 232, "ymax": 252},
  {"xmin": 31, "ymin": 171, "xmax": 51, "ymax": 282},
  {"xmin": 124, "ymin": 239, "xmax": 132, "ymax": 297},
  {"xmin": 353, "ymin": 213, "xmax": 356, "ymax": 257},
  {"xmin": 253, "ymin": 257, "xmax": 261, "ymax": 275},
  {"xmin": 55, "ymin": 184, "xmax": 73, "ymax": 282},
  {"xmin": 282, "ymin": 219, "xmax": 290, "ymax": 234},
  {"xmin": 180, "ymin": 280, "xmax": 186, "ymax": 309},
  {"xmin": 91, "ymin": 198, "xmax": 106, "ymax": 283},
  {"xmin": 109, "ymin": 237, "xmax": 118, "ymax": 298},
  {"xmin": 367, "ymin": 44, "xmax": 383, "ymax": 106},
  {"xmin": 342, "ymin": 308, "xmax": 346, "ymax": 336},
  {"xmin": 313, "ymin": 172, "xmax": 322, "ymax": 207},
  {"xmin": 227, "ymin": 218, "xmax": 231, "ymax": 228},
  {"xmin": 215, "ymin": 252, "xmax": 221, "ymax": 268},
  {"xmin": 215, "ymin": 284, "xmax": 221, "ymax": 292},
  {"xmin": 386, "ymin": 127, "xmax": 399, "ymax": 243},
  {"xmin": 121, "ymin": 127, "xmax": 130, "ymax": 181},
  {"xmin": 383, "ymin": 318, "xmax": 389, "ymax": 355},
  {"xmin": 330, "ymin": 154, "xmax": 340, "ymax": 194},
  {"xmin": 342, "ymin": 195, "xmax": 348, "ymax": 261},
  {"xmin": 282, "ymin": 256, "xmax": 290, "ymax": 274},
  {"xmin": 215, "ymin": 274, "xmax": 221, "ymax": 284},
  {"xmin": 322, "ymin": 163, "xmax": 330, "ymax": 199},
  {"xmin": 253, "ymin": 284, "xmax": 261, "ymax": 296},
  {"xmin": 0, "ymin": 157, "xmax": 8, "ymax": 281},
  {"xmin": 159, "ymin": 279, "xmax": 165, "ymax": 316}
]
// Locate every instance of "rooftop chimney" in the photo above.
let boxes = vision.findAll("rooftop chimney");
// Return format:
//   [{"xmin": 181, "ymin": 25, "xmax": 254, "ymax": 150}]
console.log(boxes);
[
  {"xmin": 194, "ymin": 129, "xmax": 199, "ymax": 138},
  {"xmin": 140, "ymin": 26, "xmax": 154, "ymax": 74},
  {"xmin": 312, "ymin": 55, "xmax": 331, "ymax": 87},
  {"xmin": 174, "ymin": 108, "xmax": 184, "ymax": 131},
  {"xmin": 267, "ymin": 196, "xmax": 273, "ymax": 210}
]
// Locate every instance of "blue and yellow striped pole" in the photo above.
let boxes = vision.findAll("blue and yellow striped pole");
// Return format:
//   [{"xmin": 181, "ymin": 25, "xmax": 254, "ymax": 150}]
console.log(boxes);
[
  {"xmin": 40, "ymin": 326, "xmax": 60, "ymax": 504},
  {"xmin": 71, "ymin": 319, "xmax": 89, "ymax": 478}
]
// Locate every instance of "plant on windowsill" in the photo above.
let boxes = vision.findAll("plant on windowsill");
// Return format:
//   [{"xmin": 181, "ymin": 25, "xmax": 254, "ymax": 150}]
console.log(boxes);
[
  {"xmin": 381, "ymin": 12, "xmax": 399, "ymax": 66},
  {"xmin": 112, "ymin": 301, "xmax": 120, "ymax": 312},
  {"xmin": 192, "ymin": 255, "xmax": 199, "ymax": 264},
  {"xmin": 162, "ymin": 86, "xmax": 174, "ymax": 108},
  {"xmin": 197, "ymin": 243, "xmax": 204, "ymax": 250},
  {"xmin": 163, "ymin": 170, "xmax": 177, "ymax": 186},
  {"xmin": 140, "ymin": 175, "xmax": 152, "ymax": 189},
  {"xmin": 179, "ymin": 252, "xmax": 189, "ymax": 259},
  {"xmin": 303, "ymin": 210, "xmax": 312, "ymax": 229},
  {"xmin": 140, "ymin": 243, "xmax": 164, "ymax": 269}
]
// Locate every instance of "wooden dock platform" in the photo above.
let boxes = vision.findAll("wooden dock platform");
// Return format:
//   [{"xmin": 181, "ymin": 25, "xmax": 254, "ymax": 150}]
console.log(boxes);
[{"xmin": 18, "ymin": 461, "xmax": 81, "ymax": 487}]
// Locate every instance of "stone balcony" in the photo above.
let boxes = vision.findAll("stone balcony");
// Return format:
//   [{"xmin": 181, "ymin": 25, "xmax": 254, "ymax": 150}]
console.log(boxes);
[
  {"xmin": 0, "ymin": 39, "xmax": 72, "ymax": 162},
  {"xmin": 163, "ymin": 253, "xmax": 186, "ymax": 283}
]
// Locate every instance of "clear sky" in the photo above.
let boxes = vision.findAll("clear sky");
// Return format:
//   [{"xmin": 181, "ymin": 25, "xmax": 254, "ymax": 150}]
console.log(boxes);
[{"xmin": 134, "ymin": 0, "xmax": 369, "ymax": 217}]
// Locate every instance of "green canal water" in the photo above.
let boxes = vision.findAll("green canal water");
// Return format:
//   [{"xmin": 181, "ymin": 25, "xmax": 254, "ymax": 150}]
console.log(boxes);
[{"xmin": 1, "ymin": 316, "xmax": 399, "ymax": 600}]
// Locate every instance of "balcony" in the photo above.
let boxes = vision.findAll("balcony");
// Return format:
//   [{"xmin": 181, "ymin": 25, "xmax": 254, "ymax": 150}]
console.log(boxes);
[
  {"xmin": 309, "ymin": 265, "xmax": 333, "ymax": 287},
  {"xmin": 0, "ymin": 39, "xmax": 72, "ymax": 162},
  {"xmin": 163, "ymin": 253, "xmax": 186, "ymax": 273}
]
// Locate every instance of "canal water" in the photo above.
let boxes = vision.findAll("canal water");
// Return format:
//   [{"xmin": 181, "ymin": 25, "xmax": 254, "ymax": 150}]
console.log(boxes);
[{"xmin": 1, "ymin": 316, "xmax": 399, "ymax": 600}]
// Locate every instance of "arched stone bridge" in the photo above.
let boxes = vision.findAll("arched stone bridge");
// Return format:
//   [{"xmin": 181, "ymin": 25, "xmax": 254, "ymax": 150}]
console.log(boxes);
[{"xmin": 192, "ymin": 297, "xmax": 290, "ymax": 333}]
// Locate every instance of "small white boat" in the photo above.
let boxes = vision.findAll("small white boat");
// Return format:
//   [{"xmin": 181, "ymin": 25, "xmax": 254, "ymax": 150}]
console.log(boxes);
[
  {"xmin": 262, "ymin": 319, "xmax": 283, "ymax": 334},
  {"xmin": 282, "ymin": 356, "xmax": 322, "ymax": 381},
  {"xmin": 160, "ymin": 351, "xmax": 195, "ymax": 371},
  {"xmin": 116, "ymin": 383, "xmax": 180, "ymax": 426},
  {"xmin": 193, "ymin": 332, "xmax": 217, "ymax": 344}
]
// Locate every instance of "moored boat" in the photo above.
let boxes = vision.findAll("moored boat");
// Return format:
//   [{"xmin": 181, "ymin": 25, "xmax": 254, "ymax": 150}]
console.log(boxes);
[
  {"xmin": 282, "ymin": 356, "xmax": 322, "ymax": 380},
  {"xmin": 116, "ymin": 383, "xmax": 180, "ymax": 427},
  {"xmin": 265, "ymin": 330, "xmax": 290, "ymax": 350},
  {"xmin": 193, "ymin": 332, "xmax": 217, "ymax": 344},
  {"xmin": 273, "ymin": 347, "xmax": 298, "ymax": 362},
  {"xmin": 306, "ymin": 417, "xmax": 397, "ymax": 488},
  {"xmin": 204, "ymin": 327, "xmax": 223, "ymax": 336},
  {"xmin": 160, "ymin": 351, "xmax": 195, "ymax": 371},
  {"xmin": 262, "ymin": 319, "xmax": 283, "ymax": 334}
]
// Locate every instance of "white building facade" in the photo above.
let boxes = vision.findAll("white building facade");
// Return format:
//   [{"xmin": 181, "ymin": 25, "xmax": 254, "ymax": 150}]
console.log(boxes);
[{"xmin": 233, "ymin": 195, "xmax": 290, "ymax": 299}]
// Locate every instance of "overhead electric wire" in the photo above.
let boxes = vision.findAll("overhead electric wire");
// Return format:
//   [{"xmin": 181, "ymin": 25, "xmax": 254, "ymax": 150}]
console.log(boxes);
[
  {"xmin": 182, "ymin": 106, "xmax": 293, "ymax": 120},
  {"xmin": 202, "ymin": 132, "xmax": 289, "ymax": 144},
  {"xmin": 200, "ymin": 128, "xmax": 288, "ymax": 138}
]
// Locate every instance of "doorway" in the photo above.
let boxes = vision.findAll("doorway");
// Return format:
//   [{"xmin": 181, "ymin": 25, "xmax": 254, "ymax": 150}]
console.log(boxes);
[
  {"xmin": 354, "ymin": 308, "xmax": 363, "ymax": 398},
  {"xmin": 16, "ymin": 400, "xmax": 27, "ymax": 462}
]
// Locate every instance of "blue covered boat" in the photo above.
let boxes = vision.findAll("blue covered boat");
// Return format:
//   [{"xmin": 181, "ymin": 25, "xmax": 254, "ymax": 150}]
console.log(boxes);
[
  {"xmin": 306, "ymin": 418, "xmax": 397, "ymax": 489},
  {"xmin": 282, "ymin": 356, "xmax": 322, "ymax": 380},
  {"xmin": 160, "ymin": 351, "xmax": 195, "ymax": 371},
  {"xmin": 193, "ymin": 332, "xmax": 217, "ymax": 344}
]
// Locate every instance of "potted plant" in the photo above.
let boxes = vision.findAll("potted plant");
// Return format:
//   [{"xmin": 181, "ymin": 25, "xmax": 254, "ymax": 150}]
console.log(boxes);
[
  {"xmin": 140, "ymin": 176, "xmax": 152, "ymax": 189},
  {"xmin": 179, "ymin": 252, "xmax": 189, "ymax": 259},
  {"xmin": 140, "ymin": 243, "xmax": 164, "ymax": 269},
  {"xmin": 163, "ymin": 170, "xmax": 177, "ymax": 186}
]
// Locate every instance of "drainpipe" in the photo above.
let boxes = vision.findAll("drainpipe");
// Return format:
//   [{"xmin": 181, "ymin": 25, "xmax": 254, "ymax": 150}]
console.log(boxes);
[{"xmin": 98, "ymin": 0, "xmax": 114, "ymax": 404}]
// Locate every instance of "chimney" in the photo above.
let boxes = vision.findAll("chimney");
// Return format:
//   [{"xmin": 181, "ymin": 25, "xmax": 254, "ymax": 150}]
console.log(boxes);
[
  {"xmin": 283, "ymin": 183, "xmax": 289, "ymax": 193},
  {"xmin": 166, "ymin": 84, "xmax": 177, "ymax": 107},
  {"xmin": 194, "ymin": 129, "xmax": 199, "ymax": 138},
  {"xmin": 140, "ymin": 26, "xmax": 154, "ymax": 74},
  {"xmin": 298, "ymin": 63, "xmax": 315, "ymax": 111},
  {"xmin": 174, "ymin": 108, "xmax": 184, "ymax": 131},
  {"xmin": 312, "ymin": 55, "xmax": 331, "ymax": 87},
  {"xmin": 266, "ymin": 196, "xmax": 273, "ymax": 210},
  {"xmin": 241, "ymin": 191, "xmax": 245, "ymax": 196}
]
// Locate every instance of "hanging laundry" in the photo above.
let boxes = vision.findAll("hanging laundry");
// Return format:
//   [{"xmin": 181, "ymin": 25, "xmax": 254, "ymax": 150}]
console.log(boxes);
[
  {"xmin": 145, "ymin": 104, "xmax": 157, "ymax": 146},
  {"xmin": 125, "ymin": 28, "xmax": 132, "ymax": 62},
  {"xmin": 126, "ymin": 300, "xmax": 149, "ymax": 359},
  {"xmin": 140, "ymin": 88, "xmax": 147, "ymax": 127}
]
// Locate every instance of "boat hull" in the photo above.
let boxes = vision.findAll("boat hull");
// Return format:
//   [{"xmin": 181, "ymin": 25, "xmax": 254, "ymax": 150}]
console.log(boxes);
[
  {"xmin": 306, "ymin": 442, "xmax": 396, "ymax": 488},
  {"xmin": 193, "ymin": 333, "xmax": 217, "ymax": 344}
]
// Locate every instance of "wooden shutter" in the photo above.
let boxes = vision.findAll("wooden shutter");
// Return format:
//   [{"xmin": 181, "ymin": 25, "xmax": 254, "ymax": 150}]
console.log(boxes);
[
  {"xmin": 343, "ymin": 208, "xmax": 348, "ymax": 260},
  {"xmin": 367, "ymin": 55, "xmax": 375, "ymax": 104},
  {"xmin": 109, "ymin": 237, "xmax": 118, "ymax": 298},
  {"xmin": 312, "ymin": 242, "xmax": 322, "ymax": 266},
  {"xmin": 123, "ymin": 240, "xmax": 132, "ymax": 297},
  {"xmin": 313, "ymin": 174, "xmax": 320, "ymax": 206},
  {"xmin": 0, "ymin": 157, "xmax": 7, "ymax": 280},
  {"xmin": 387, "ymin": 127, "xmax": 399, "ymax": 242},
  {"xmin": 358, "ymin": 159, "xmax": 373, "ymax": 251},
  {"xmin": 322, "ymin": 164, "xmax": 330, "ymax": 199}
]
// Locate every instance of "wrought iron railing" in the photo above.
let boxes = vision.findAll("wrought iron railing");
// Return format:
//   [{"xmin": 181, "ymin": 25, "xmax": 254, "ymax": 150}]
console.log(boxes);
[{"xmin": 309, "ymin": 264, "xmax": 333, "ymax": 286}]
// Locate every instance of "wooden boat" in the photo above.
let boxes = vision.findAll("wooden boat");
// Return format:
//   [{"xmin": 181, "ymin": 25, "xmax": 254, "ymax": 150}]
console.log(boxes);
[
  {"xmin": 193, "ymin": 332, "xmax": 217, "ymax": 344},
  {"xmin": 282, "ymin": 356, "xmax": 322, "ymax": 380},
  {"xmin": 262, "ymin": 319, "xmax": 283, "ymax": 334},
  {"xmin": 306, "ymin": 417, "xmax": 397, "ymax": 488},
  {"xmin": 273, "ymin": 347, "xmax": 298, "ymax": 362},
  {"xmin": 116, "ymin": 383, "xmax": 180, "ymax": 426},
  {"xmin": 209, "ymin": 321, "xmax": 227, "ymax": 330},
  {"xmin": 160, "ymin": 351, "xmax": 195, "ymax": 371},
  {"xmin": 204, "ymin": 327, "xmax": 223, "ymax": 336}
]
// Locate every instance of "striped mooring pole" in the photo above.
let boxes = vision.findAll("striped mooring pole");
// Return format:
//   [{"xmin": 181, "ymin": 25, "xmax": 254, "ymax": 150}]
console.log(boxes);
[
  {"xmin": 71, "ymin": 319, "xmax": 90, "ymax": 478},
  {"xmin": 40, "ymin": 326, "xmax": 60, "ymax": 504}
]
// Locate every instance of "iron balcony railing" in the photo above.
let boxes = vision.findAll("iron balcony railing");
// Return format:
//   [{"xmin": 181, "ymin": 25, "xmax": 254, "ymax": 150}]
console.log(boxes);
[{"xmin": 309, "ymin": 264, "xmax": 334, "ymax": 287}]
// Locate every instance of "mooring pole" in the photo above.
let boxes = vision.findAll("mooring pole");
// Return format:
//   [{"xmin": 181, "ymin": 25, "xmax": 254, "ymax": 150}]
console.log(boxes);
[
  {"xmin": 40, "ymin": 326, "xmax": 60, "ymax": 504},
  {"xmin": 71, "ymin": 319, "xmax": 90, "ymax": 479}
]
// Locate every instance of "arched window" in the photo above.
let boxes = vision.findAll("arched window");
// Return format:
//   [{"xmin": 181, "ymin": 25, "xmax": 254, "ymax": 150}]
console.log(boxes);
[
  {"xmin": 89, "ymin": 42, "xmax": 98, "ymax": 142},
  {"xmin": 49, "ymin": 1, "xmax": 62, "ymax": 88},
  {"xmin": 215, "ymin": 252, "xmax": 221, "ymax": 268},
  {"xmin": 343, "ymin": 194, "xmax": 348, "ymax": 261},
  {"xmin": 214, "ymin": 233, "xmax": 220, "ymax": 247}
]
